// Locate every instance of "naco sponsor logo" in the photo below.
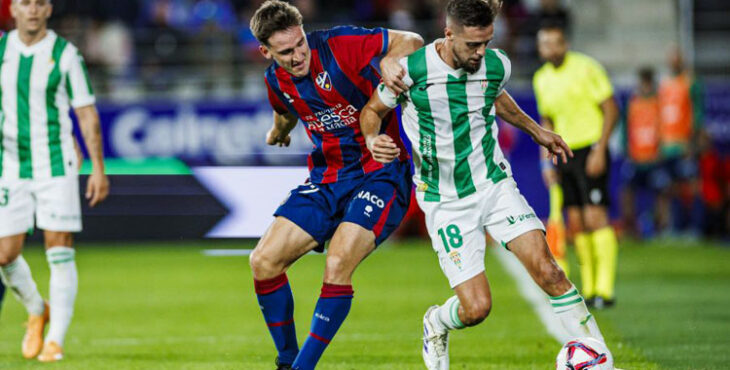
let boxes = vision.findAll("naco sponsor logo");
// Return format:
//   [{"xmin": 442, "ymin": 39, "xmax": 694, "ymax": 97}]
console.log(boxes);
[{"xmin": 356, "ymin": 190, "xmax": 386, "ymax": 208}]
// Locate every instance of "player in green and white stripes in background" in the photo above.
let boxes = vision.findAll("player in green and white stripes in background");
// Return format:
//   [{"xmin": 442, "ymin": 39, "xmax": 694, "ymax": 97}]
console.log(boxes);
[
  {"xmin": 0, "ymin": 0, "xmax": 109, "ymax": 362},
  {"xmin": 360, "ymin": 0, "xmax": 608, "ymax": 368}
]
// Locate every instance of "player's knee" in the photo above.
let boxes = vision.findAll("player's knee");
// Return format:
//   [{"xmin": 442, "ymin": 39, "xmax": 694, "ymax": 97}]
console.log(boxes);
[
  {"xmin": 249, "ymin": 247, "xmax": 282, "ymax": 280},
  {"xmin": 0, "ymin": 253, "xmax": 15, "ymax": 267},
  {"xmin": 461, "ymin": 297, "xmax": 492, "ymax": 326},
  {"xmin": 585, "ymin": 218, "xmax": 608, "ymax": 232},
  {"xmin": 44, "ymin": 232, "xmax": 73, "ymax": 249},
  {"xmin": 567, "ymin": 219, "xmax": 584, "ymax": 235},
  {"xmin": 323, "ymin": 254, "xmax": 353, "ymax": 284}
]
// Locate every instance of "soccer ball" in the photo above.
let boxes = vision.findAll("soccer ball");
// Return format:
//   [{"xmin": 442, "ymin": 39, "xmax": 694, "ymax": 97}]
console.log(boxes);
[{"xmin": 555, "ymin": 337, "xmax": 613, "ymax": 369}]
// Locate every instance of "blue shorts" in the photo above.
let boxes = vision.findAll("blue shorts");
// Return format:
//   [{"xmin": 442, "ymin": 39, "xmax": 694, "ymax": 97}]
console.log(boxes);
[{"xmin": 275, "ymin": 161, "xmax": 412, "ymax": 252}]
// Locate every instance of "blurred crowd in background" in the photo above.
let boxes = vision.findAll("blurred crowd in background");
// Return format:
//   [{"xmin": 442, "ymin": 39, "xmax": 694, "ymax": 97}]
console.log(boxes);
[
  {"xmin": 0, "ymin": 0, "xmax": 577, "ymax": 99},
  {"xmin": 617, "ymin": 49, "xmax": 728, "ymax": 241},
  {"xmin": 0, "ymin": 0, "xmax": 726, "ymax": 240}
]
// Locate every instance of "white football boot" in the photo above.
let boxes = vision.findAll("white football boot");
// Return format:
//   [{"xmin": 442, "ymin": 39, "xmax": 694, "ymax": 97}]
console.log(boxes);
[{"xmin": 422, "ymin": 305, "xmax": 449, "ymax": 370}]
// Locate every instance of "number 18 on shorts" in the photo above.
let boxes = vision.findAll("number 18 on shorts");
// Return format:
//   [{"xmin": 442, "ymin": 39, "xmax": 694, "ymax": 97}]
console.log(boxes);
[{"xmin": 418, "ymin": 178, "xmax": 545, "ymax": 288}]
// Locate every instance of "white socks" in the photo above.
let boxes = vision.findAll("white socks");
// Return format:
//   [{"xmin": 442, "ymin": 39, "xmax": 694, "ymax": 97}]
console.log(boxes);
[
  {"xmin": 549, "ymin": 285, "xmax": 604, "ymax": 342},
  {"xmin": 45, "ymin": 247, "xmax": 78, "ymax": 346},
  {"xmin": 431, "ymin": 295, "xmax": 466, "ymax": 333},
  {"xmin": 0, "ymin": 255, "xmax": 45, "ymax": 316}
]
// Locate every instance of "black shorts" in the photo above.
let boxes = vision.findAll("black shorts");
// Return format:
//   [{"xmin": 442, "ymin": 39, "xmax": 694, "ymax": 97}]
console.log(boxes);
[{"xmin": 556, "ymin": 146, "xmax": 610, "ymax": 207}]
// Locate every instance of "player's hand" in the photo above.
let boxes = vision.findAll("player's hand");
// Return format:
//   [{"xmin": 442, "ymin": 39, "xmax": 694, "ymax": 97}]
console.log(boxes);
[
  {"xmin": 86, "ymin": 171, "xmax": 109, "ymax": 207},
  {"xmin": 366, "ymin": 134, "xmax": 400, "ymax": 163},
  {"xmin": 534, "ymin": 127, "xmax": 573, "ymax": 165},
  {"xmin": 380, "ymin": 56, "xmax": 408, "ymax": 95},
  {"xmin": 266, "ymin": 128, "xmax": 291, "ymax": 147},
  {"xmin": 586, "ymin": 146, "xmax": 607, "ymax": 177}
]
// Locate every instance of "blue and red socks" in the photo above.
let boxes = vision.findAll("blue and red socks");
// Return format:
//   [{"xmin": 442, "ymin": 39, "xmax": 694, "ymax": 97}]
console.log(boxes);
[
  {"xmin": 254, "ymin": 274, "xmax": 299, "ymax": 365},
  {"xmin": 292, "ymin": 283, "xmax": 354, "ymax": 370}
]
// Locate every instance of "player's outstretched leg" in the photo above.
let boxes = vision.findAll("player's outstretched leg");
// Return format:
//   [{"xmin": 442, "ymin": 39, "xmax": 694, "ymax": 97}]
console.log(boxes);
[
  {"xmin": 422, "ymin": 273, "xmax": 491, "ymax": 370},
  {"xmin": 0, "ymin": 234, "xmax": 48, "ymax": 359},
  {"xmin": 250, "ymin": 217, "xmax": 320, "ymax": 369},
  {"xmin": 509, "ymin": 230, "xmax": 604, "ymax": 342},
  {"xmin": 39, "ymin": 232, "xmax": 78, "ymax": 362},
  {"xmin": 291, "ymin": 222, "xmax": 376, "ymax": 370}
]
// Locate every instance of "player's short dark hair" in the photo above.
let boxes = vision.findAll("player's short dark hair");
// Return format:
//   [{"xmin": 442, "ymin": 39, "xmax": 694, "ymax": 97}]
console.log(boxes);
[
  {"xmin": 638, "ymin": 67, "xmax": 655, "ymax": 84},
  {"xmin": 250, "ymin": 0, "xmax": 303, "ymax": 46},
  {"xmin": 538, "ymin": 22, "xmax": 567, "ymax": 35},
  {"xmin": 446, "ymin": 0, "xmax": 501, "ymax": 28}
]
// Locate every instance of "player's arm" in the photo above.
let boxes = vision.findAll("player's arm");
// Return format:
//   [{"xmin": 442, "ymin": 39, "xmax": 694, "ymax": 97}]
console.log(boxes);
[
  {"xmin": 266, "ymin": 111, "xmax": 298, "ymax": 147},
  {"xmin": 494, "ymin": 90, "xmax": 572, "ymax": 165},
  {"xmin": 73, "ymin": 137, "xmax": 83, "ymax": 170},
  {"xmin": 379, "ymin": 30, "xmax": 423, "ymax": 94},
  {"xmin": 360, "ymin": 90, "xmax": 400, "ymax": 163},
  {"xmin": 539, "ymin": 116, "xmax": 560, "ymax": 187},
  {"xmin": 75, "ymin": 105, "xmax": 109, "ymax": 207},
  {"xmin": 583, "ymin": 57, "xmax": 617, "ymax": 177},
  {"xmin": 585, "ymin": 96, "xmax": 619, "ymax": 177}
]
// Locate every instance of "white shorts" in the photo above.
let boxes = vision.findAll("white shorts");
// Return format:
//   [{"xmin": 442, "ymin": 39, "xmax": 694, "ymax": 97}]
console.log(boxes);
[
  {"xmin": 417, "ymin": 178, "xmax": 544, "ymax": 288},
  {"xmin": 0, "ymin": 176, "xmax": 82, "ymax": 238}
]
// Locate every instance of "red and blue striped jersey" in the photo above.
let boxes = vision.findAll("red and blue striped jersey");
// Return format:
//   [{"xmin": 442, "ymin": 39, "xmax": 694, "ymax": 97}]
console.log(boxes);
[{"xmin": 264, "ymin": 26, "xmax": 409, "ymax": 184}]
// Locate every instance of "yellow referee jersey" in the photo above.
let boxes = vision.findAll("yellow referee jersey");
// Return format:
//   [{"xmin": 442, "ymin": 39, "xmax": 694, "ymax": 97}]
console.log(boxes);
[{"xmin": 533, "ymin": 51, "xmax": 613, "ymax": 150}]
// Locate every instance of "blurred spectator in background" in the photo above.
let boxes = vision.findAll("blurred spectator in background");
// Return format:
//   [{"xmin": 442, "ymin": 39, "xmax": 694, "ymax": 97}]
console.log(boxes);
[
  {"xmin": 190, "ymin": 0, "xmax": 237, "ymax": 96},
  {"xmin": 620, "ymin": 67, "xmax": 662, "ymax": 239},
  {"xmin": 697, "ymin": 130, "xmax": 728, "ymax": 239},
  {"xmin": 190, "ymin": 0, "xmax": 237, "ymax": 31},
  {"xmin": 84, "ymin": 20, "xmax": 134, "ymax": 95},
  {"xmin": 656, "ymin": 47, "xmax": 704, "ymax": 236}
]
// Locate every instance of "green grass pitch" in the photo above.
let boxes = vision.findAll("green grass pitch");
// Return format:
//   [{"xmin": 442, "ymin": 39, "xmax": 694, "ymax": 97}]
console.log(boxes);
[{"xmin": 0, "ymin": 239, "xmax": 727, "ymax": 369}]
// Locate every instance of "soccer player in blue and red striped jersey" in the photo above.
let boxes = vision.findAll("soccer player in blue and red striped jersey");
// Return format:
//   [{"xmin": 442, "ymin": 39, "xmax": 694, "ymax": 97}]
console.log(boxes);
[{"xmin": 247, "ymin": 1, "xmax": 423, "ymax": 369}]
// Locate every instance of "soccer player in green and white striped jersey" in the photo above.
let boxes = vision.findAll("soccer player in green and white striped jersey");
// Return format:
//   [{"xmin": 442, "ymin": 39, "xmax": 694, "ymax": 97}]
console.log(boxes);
[
  {"xmin": 360, "ymin": 1, "xmax": 607, "ymax": 368},
  {"xmin": 0, "ymin": 0, "xmax": 109, "ymax": 362}
]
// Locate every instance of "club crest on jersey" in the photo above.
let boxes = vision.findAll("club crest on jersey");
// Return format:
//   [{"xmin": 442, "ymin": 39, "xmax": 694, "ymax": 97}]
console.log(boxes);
[
  {"xmin": 316, "ymin": 71, "xmax": 332, "ymax": 91},
  {"xmin": 449, "ymin": 250, "xmax": 463, "ymax": 270},
  {"xmin": 481, "ymin": 80, "xmax": 488, "ymax": 93}
]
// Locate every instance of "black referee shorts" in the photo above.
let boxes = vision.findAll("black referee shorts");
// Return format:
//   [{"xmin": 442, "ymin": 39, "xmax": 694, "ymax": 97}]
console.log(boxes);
[{"xmin": 556, "ymin": 146, "xmax": 610, "ymax": 207}]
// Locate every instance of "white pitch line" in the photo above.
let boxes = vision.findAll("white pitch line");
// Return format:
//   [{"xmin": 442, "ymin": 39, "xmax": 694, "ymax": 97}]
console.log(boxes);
[
  {"xmin": 492, "ymin": 245, "xmax": 571, "ymax": 344},
  {"xmin": 202, "ymin": 249, "xmax": 253, "ymax": 256}
]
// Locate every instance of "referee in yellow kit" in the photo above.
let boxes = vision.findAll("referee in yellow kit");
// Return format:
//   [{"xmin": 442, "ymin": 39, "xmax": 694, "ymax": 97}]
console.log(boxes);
[{"xmin": 533, "ymin": 25, "xmax": 620, "ymax": 309}]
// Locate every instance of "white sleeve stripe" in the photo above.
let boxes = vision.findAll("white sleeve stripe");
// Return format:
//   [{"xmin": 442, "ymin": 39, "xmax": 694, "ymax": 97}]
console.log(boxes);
[{"xmin": 495, "ymin": 51, "xmax": 511, "ymax": 93}]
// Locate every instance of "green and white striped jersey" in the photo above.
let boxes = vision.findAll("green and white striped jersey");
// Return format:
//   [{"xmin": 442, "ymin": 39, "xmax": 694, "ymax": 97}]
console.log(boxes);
[
  {"xmin": 0, "ymin": 30, "xmax": 95, "ymax": 179},
  {"xmin": 378, "ymin": 41, "xmax": 512, "ymax": 202}
]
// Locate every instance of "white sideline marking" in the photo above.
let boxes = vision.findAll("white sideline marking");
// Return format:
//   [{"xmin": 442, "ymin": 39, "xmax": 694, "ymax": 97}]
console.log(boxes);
[
  {"xmin": 492, "ymin": 245, "xmax": 571, "ymax": 344},
  {"xmin": 202, "ymin": 249, "xmax": 253, "ymax": 256}
]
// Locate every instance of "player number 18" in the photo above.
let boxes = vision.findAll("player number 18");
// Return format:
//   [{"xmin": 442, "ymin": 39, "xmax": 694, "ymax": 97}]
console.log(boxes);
[{"xmin": 437, "ymin": 224, "xmax": 463, "ymax": 252}]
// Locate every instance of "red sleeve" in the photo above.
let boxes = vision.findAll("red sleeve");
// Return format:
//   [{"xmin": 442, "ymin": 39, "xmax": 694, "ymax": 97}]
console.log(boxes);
[
  {"xmin": 326, "ymin": 26, "xmax": 388, "ymax": 74},
  {"xmin": 265, "ymin": 78, "xmax": 288, "ymax": 114}
]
